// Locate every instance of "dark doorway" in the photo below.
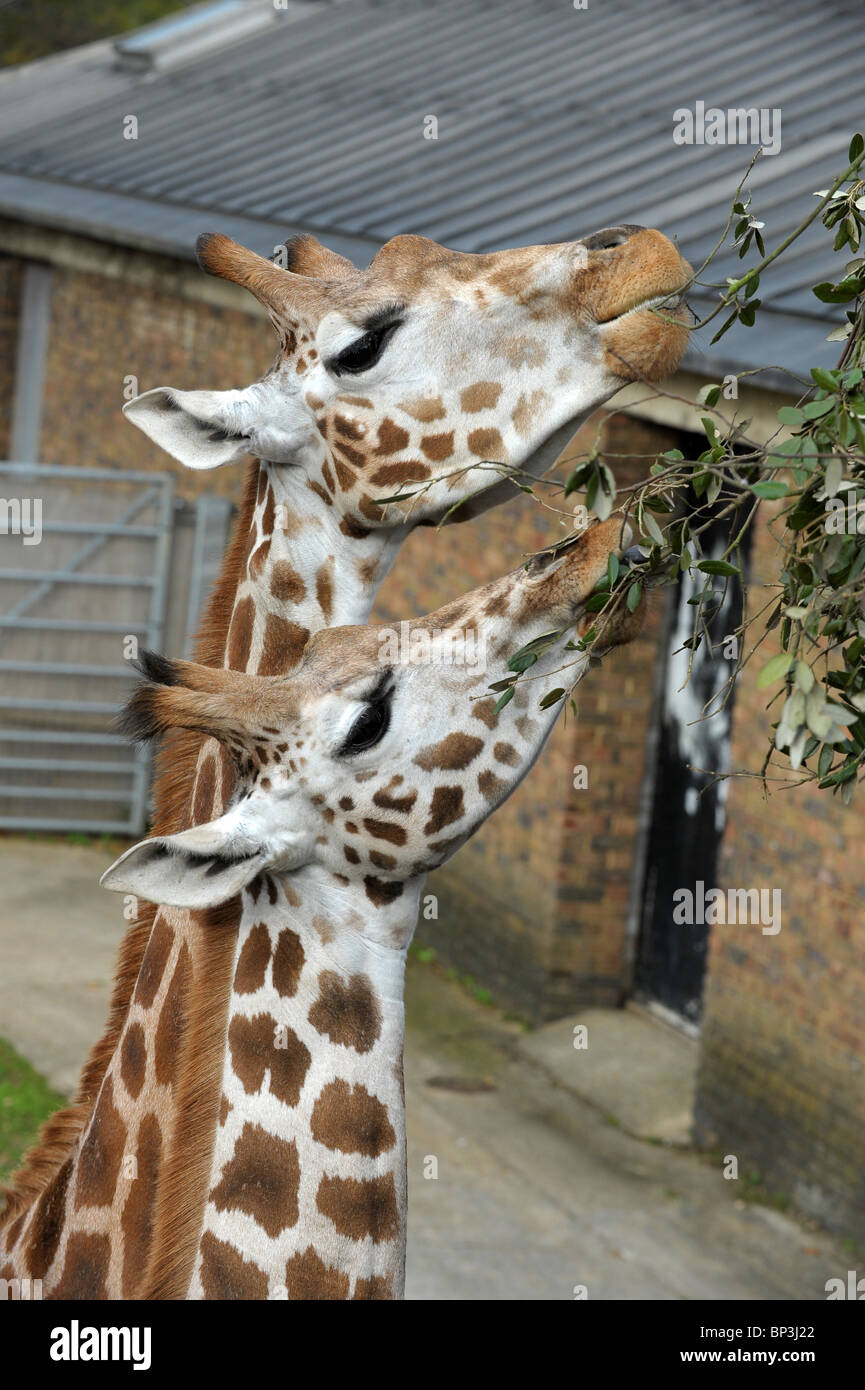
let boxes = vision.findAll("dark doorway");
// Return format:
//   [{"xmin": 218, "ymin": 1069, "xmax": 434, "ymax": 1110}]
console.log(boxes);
[{"xmin": 634, "ymin": 493, "xmax": 748, "ymax": 1029}]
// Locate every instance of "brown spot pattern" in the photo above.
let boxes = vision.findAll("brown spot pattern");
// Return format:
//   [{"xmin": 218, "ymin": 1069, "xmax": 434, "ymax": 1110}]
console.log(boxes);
[
  {"xmin": 75, "ymin": 1075, "xmax": 126, "ymax": 1210},
  {"xmin": 460, "ymin": 381, "xmax": 502, "ymax": 411},
  {"xmin": 316, "ymin": 559, "xmax": 334, "ymax": 622},
  {"xmin": 467, "ymin": 426, "xmax": 505, "ymax": 459},
  {"xmin": 353, "ymin": 1274, "xmax": 393, "ymax": 1300},
  {"xmin": 284, "ymin": 1246, "xmax": 350, "ymax": 1300},
  {"xmin": 493, "ymin": 741, "xmax": 519, "ymax": 766},
  {"xmin": 375, "ymin": 419, "xmax": 410, "ymax": 454},
  {"xmin": 120, "ymin": 1112, "xmax": 162, "ymax": 1298},
  {"xmin": 53, "ymin": 1231, "xmax": 110, "ymax": 1299},
  {"xmin": 211, "ymin": 1123, "xmax": 300, "ymax": 1238},
  {"xmin": 154, "ymin": 941, "xmax": 190, "ymax": 1088},
  {"xmin": 272, "ymin": 927, "xmax": 305, "ymax": 998},
  {"xmin": 193, "ymin": 754, "xmax": 217, "ymax": 823},
  {"xmin": 270, "ymin": 561, "xmax": 307, "ymax": 604},
  {"xmin": 235, "ymin": 923, "xmax": 272, "ymax": 994},
  {"xmin": 362, "ymin": 817, "xmax": 407, "ymax": 846},
  {"xmin": 133, "ymin": 917, "xmax": 173, "ymax": 1009},
  {"xmin": 227, "ymin": 595, "xmax": 255, "ymax": 671},
  {"xmin": 478, "ymin": 769, "xmax": 507, "ymax": 803},
  {"xmin": 257, "ymin": 614, "xmax": 310, "ymax": 675},
  {"xmin": 26, "ymin": 1156, "xmax": 73, "ymax": 1279},
  {"xmin": 424, "ymin": 785, "xmax": 464, "ymax": 834},
  {"xmin": 229, "ymin": 1012, "xmax": 311, "ymax": 1106},
  {"xmin": 308, "ymin": 971, "xmax": 382, "ymax": 1053},
  {"xmin": 372, "ymin": 787, "xmax": 417, "ymax": 814},
  {"xmin": 120, "ymin": 1022, "xmax": 146, "ymax": 1100},
  {"xmin": 472, "ymin": 697, "xmax": 499, "ymax": 728},
  {"xmin": 311, "ymin": 1080, "xmax": 396, "ymax": 1157},
  {"xmin": 364, "ymin": 876, "xmax": 404, "ymax": 907},
  {"xmin": 200, "ymin": 1231, "xmax": 269, "ymax": 1300},
  {"xmin": 420, "ymin": 431, "xmax": 454, "ymax": 461},
  {"xmin": 414, "ymin": 732, "xmax": 484, "ymax": 770},
  {"xmin": 316, "ymin": 1173, "xmax": 399, "ymax": 1244}
]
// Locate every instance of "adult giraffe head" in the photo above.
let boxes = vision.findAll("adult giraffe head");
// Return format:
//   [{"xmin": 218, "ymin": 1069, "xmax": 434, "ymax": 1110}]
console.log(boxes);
[
  {"xmin": 102, "ymin": 517, "xmax": 643, "ymax": 911},
  {"xmin": 125, "ymin": 227, "xmax": 690, "ymax": 525}
]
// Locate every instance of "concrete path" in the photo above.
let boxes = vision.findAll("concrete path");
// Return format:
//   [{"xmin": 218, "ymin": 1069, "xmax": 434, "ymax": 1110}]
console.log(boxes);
[
  {"xmin": 0, "ymin": 836, "xmax": 125, "ymax": 1095},
  {"xmin": 0, "ymin": 835, "xmax": 849, "ymax": 1299}
]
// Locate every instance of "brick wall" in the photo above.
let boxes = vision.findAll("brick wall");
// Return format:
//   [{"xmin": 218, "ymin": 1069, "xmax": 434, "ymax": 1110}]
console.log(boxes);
[
  {"xmin": 39, "ymin": 265, "xmax": 272, "ymax": 498},
  {"xmin": 694, "ymin": 505, "xmax": 865, "ymax": 1244}
]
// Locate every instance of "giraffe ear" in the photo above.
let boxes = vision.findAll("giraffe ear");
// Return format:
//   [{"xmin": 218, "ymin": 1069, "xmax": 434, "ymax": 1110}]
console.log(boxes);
[
  {"xmin": 100, "ymin": 802, "xmax": 312, "ymax": 908},
  {"xmin": 100, "ymin": 825, "xmax": 267, "ymax": 909},
  {"xmin": 123, "ymin": 387, "xmax": 253, "ymax": 470}
]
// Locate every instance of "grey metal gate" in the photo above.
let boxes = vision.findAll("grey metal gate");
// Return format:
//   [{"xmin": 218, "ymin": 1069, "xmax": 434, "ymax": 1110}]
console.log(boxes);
[{"xmin": 0, "ymin": 462, "xmax": 174, "ymax": 835}]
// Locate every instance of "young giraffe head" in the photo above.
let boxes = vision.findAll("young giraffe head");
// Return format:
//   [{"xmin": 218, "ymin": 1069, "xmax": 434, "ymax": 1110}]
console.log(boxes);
[
  {"xmin": 102, "ymin": 517, "xmax": 643, "ymax": 915},
  {"xmin": 125, "ymin": 228, "xmax": 689, "ymax": 525}
]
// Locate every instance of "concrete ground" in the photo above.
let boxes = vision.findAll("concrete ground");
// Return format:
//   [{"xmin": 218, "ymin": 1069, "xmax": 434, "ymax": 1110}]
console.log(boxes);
[{"xmin": 0, "ymin": 835, "xmax": 849, "ymax": 1300}]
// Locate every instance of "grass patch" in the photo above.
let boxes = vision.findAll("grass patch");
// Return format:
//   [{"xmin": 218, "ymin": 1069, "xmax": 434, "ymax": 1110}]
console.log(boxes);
[
  {"xmin": 0, "ymin": 1036, "xmax": 65, "ymax": 1185},
  {"xmin": 1, "ymin": 0, "xmax": 193, "ymax": 67}
]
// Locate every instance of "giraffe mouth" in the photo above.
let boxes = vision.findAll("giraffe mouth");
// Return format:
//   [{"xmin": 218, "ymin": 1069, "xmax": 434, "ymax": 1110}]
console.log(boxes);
[{"xmin": 600, "ymin": 290, "xmax": 687, "ymax": 324}]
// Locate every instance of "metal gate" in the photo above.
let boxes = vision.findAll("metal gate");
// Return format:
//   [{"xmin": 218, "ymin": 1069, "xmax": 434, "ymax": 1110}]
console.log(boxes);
[{"xmin": 0, "ymin": 462, "xmax": 174, "ymax": 835}]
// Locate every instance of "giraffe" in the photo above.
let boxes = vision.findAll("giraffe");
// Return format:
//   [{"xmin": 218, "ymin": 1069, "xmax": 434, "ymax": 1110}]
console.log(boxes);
[
  {"xmin": 96, "ymin": 515, "xmax": 645, "ymax": 1299},
  {"xmin": 0, "ymin": 224, "xmax": 689, "ymax": 1298}
]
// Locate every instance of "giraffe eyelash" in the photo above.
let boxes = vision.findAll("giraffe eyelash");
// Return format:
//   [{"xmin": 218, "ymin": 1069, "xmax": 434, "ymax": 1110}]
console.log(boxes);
[{"xmin": 326, "ymin": 308, "xmax": 404, "ymax": 376}]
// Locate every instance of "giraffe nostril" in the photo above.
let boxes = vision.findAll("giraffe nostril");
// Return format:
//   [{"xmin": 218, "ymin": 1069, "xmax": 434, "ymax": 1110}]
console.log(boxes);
[{"xmin": 582, "ymin": 224, "xmax": 644, "ymax": 251}]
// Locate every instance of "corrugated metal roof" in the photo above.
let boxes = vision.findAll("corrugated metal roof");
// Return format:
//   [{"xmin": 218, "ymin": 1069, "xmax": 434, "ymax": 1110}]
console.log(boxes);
[{"xmin": 0, "ymin": 0, "xmax": 862, "ymax": 383}]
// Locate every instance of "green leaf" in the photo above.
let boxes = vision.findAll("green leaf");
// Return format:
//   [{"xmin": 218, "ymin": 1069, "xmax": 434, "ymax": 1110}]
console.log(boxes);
[
  {"xmin": 539, "ymin": 687, "xmax": 566, "ymax": 710},
  {"xmin": 824, "ymin": 457, "xmax": 843, "ymax": 496},
  {"xmin": 584, "ymin": 592, "xmax": 611, "ymax": 613},
  {"xmin": 849, "ymin": 132, "xmax": 864, "ymax": 163},
  {"xmin": 794, "ymin": 661, "xmax": 815, "ymax": 693},
  {"xmin": 606, "ymin": 552, "xmax": 619, "ymax": 587},
  {"xmin": 750, "ymin": 480, "xmax": 789, "ymax": 499},
  {"xmin": 507, "ymin": 651, "xmax": 538, "ymax": 673},
  {"xmin": 810, "ymin": 368, "xmax": 839, "ymax": 392},
  {"xmin": 373, "ymin": 489, "xmax": 422, "ymax": 504},
  {"xmin": 710, "ymin": 311, "xmax": 738, "ymax": 345},
  {"xmin": 493, "ymin": 686, "xmax": 516, "ymax": 715},
  {"xmin": 627, "ymin": 582, "xmax": 643, "ymax": 612},
  {"xmin": 698, "ymin": 559, "xmax": 740, "ymax": 577},
  {"xmin": 818, "ymin": 759, "xmax": 859, "ymax": 789},
  {"xmin": 642, "ymin": 512, "xmax": 665, "ymax": 546},
  {"xmin": 509, "ymin": 629, "xmax": 561, "ymax": 661},
  {"xmin": 756, "ymin": 653, "xmax": 795, "ymax": 689},
  {"xmin": 801, "ymin": 398, "xmax": 835, "ymax": 419},
  {"xmin": 818, "ymin": 744, "xmax": 834, "ymax": 778},
  {"xmin": 564, "ymin": 462, "xmax": 594, "ymax": 496},
  {"xmin": 777, "ymin": 406, "xmax": 806, "ymax": 425}
]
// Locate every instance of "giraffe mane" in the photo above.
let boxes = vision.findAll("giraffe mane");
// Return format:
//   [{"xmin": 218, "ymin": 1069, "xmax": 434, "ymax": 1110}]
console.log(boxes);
[{"xmin": 0, "ymin": 462, "xmax": 261, "ymax": 1231}]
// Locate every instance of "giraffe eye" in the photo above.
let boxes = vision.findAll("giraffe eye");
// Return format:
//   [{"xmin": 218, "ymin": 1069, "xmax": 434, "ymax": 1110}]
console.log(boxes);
[
  {"xmin": 328, "ymin": 316, "xmax": 402, "ymax": 376},
  {"xmin": 340, "ymin": 698, "xmax": 391, "ymax": 755}
]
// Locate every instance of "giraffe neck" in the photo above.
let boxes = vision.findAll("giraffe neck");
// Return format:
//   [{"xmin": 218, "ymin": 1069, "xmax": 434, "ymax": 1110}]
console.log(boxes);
[
  {"xmin": 189, "ymin": 866, "xmax": 424, "ymax": 1300},
  {"xmin": 0, "ymin": 459, "xmax": 410, "ymax": 1298},
  {"xmin": 225, "ymin": 460, "xmax": 408, "ymax": 674}
]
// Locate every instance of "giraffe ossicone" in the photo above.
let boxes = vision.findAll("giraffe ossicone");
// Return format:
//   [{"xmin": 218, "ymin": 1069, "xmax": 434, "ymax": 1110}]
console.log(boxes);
[{"xmin": 98, "ymin": 517, "xmax": 642, "ymax": 1299}]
